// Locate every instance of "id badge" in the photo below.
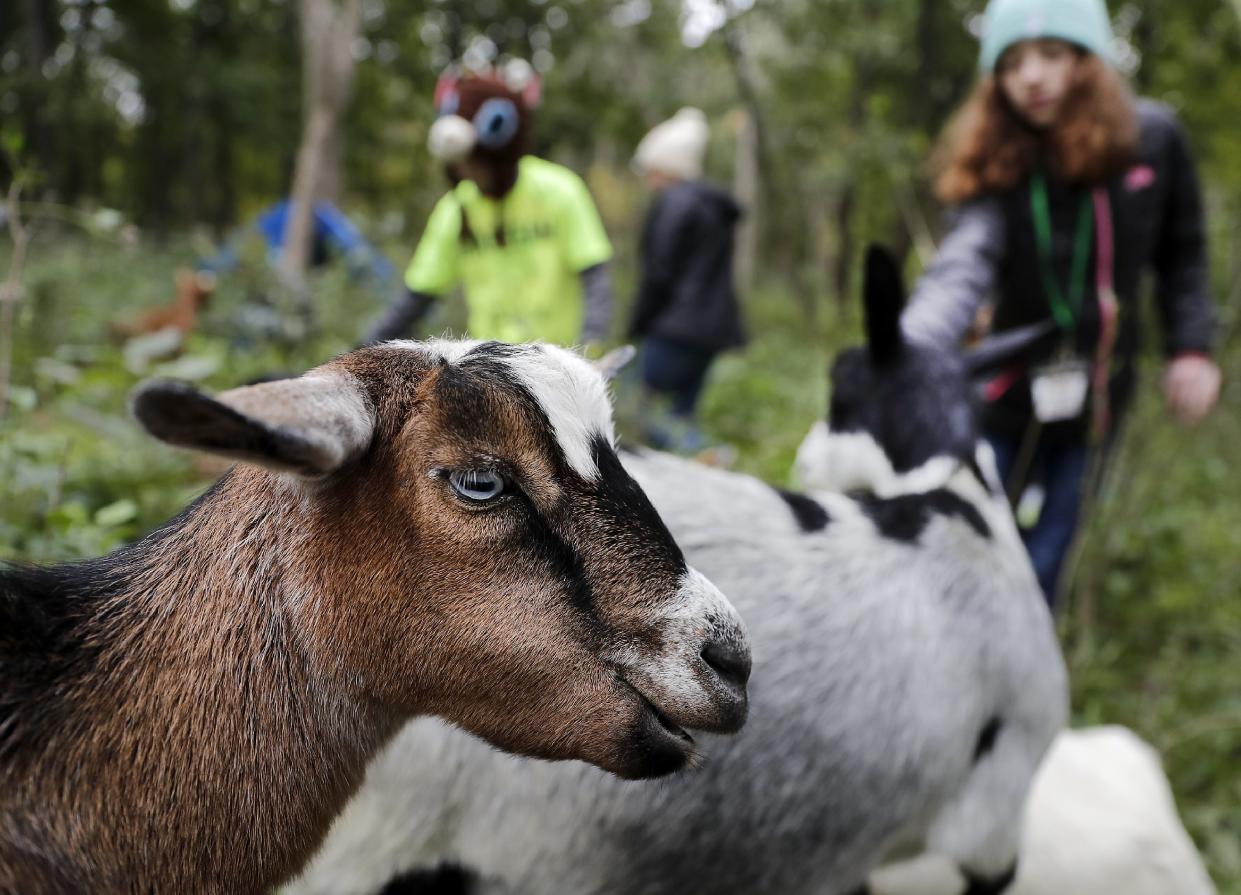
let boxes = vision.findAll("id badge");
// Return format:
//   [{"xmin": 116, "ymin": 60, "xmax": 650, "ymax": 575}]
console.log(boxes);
[{"xmin": 1030, "ymin": 359, "xmax": 1090, "ymax": 423}]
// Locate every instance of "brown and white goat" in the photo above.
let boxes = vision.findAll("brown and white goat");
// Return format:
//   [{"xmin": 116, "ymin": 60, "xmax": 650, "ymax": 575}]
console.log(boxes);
[{"xmin": 0, "ymin": 339, "xmax": 750, "ymax": 895}]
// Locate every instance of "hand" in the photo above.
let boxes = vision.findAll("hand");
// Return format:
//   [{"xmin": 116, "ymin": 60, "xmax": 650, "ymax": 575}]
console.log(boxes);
[{"xmin": 1163, "ymin": 353, "xmax": 1221, "ymax": 426}]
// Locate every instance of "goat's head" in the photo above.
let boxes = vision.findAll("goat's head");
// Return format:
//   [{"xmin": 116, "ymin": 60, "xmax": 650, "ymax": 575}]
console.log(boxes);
[
  {"xmin": 810, "ymin": 245, "xmax": 1055, "ymax": 494},
  {"xmin": 131, "ymin": 340, "xmax": 749, "ymax": 779}
]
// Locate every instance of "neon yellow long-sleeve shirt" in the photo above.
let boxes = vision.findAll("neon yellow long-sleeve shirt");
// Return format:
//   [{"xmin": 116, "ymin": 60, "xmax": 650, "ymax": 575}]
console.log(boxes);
[{"xmin": 404, "ymin": 156, "xmax": 613, "ymax": 345}]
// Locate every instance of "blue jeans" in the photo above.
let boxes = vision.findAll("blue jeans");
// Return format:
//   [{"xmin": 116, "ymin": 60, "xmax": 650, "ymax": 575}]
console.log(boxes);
[
  {"xmin": 988, "ymin": 433, "xmax": 1090, "ymax": 608},
  {"xmin": 639, "ymin": 336, "xmax": 717, "ymax": 452}
]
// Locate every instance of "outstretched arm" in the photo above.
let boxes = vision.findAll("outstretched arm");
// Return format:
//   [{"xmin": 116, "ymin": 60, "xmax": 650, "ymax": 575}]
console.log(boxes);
[
  {"xmin": 901, "ymin": 198, "xmax": 1006, "ymax": 348},
  {"xmin": 1152, "ymin": 114, "xmax": 1221, "ymax": 426},
  {"xmin": 364, "ymin": 289, "xmax": 437, "ymax": 345},
  {"xmin": 579, "ymin": 263, "xmax": 614, "ymax": 346},
  {"xmin": 366, "ymin": 193, "xmax": 461, "ymax": 345},
  {"xmin": 1153, "ymin": 114, "xmax": 1216, "ymax": 358}
]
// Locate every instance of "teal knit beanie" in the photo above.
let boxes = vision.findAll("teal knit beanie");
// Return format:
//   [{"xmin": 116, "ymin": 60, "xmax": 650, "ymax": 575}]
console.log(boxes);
[{"xmin": 979, "ymin": 0, "xmax": 1116, "ymax": 71}]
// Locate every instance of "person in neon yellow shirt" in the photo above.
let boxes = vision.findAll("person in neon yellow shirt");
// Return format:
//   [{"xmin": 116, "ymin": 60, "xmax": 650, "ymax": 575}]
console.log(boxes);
[{"xmin": 367, "ymin": 65, "xmax": 614, "ymax": 347}]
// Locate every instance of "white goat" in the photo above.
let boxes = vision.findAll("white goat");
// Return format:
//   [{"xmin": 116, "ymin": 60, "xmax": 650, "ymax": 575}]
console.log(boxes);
[
  {"xmin": 0, "ymin": 339, "xmax": 749, "ymax": 895},
  {"xmin": 288, "ymin": 248, "xmax": 1068, "ymax": 895}
]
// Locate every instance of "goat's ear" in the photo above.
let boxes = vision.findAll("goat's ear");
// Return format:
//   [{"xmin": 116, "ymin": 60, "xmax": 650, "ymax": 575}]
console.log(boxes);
[
  {"xmin": 964, "ymin": 319, "xmax": 1059, "ymax": 379},
  {"xmin": 131, "ymin": 374, "xmax": 374, "ymax": 477},
  {"xmin": 863, "ymin": 245, "xmax": 906, "ymax": 366},
  {"xmin": 593, "ymin": 344, "xmax": 636, "ymax": 381}
]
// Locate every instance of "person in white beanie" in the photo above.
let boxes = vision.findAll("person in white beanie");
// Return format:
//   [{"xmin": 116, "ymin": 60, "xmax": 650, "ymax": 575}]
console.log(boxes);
[
  {"xmin": 634, "ymin": 107, "xmax": 711, "ymax": 183},
  {"xmin": 630, "ymin": 108, "xmax": 746, "ymax": 454}
]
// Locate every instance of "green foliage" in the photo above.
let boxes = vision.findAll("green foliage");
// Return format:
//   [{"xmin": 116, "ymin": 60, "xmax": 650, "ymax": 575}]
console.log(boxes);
[
  {"xmin": 0, "ymin": 235, "xmax": 389, "ymax": 561},
  {"xmin": 1063, "ymin": 346, "xmax": 1241, "ymax": 889},
  {"xmin": 4, "ymin": 236, "xmax": 1235, "ymax": 889},
  {"xmin": 1, "ymin": 0, "xmax": 1239, "ymax": 887},
  {"xmin": 696, "ymin": 287, "xmax": 854, "ymax": 483}
]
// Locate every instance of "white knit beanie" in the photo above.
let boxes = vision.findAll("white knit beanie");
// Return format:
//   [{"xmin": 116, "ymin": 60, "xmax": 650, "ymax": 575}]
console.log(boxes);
[{"xmin": 633, "ymin": 108, "xmax": 709, "ymax": 181}]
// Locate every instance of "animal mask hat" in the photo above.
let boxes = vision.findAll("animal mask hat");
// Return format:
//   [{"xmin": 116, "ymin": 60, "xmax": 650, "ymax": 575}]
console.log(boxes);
[{"xmin": 428, "ymin": 60, "xmax": 542, "ymax": 197}]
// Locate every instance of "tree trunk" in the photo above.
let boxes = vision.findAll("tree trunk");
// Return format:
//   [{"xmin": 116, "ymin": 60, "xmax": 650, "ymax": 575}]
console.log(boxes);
[
  {"xmin": 732, "ymin": 109, "xmax": 760, "ymax": 297},
  {"xmin": 832, "ymin": 186, "xmax": 855, "ymax": 311},
  {"xmin": 0, "ymin": 181, "xmax": 31, "ymax": 424},
  {"xmin": 1133, "ymin": 0, "xmax": 1158, "ymax": 92},
  {"xmin": 284, "ymin": 105, "xmax": 337, "ymax": 283},
  {"xmin": 317, "ymin": 127, "xmax": 345, "ymax": 206},
  {"xmin": 913, "ymin": 0, "xmax": 958, "ymax": 139},
  {"xmin": 281, "ymin": 0, "xmax": 363, "ymax": 289},
  {"xmin": 19, "ymin": 0, "xmax": 54, "ymax": 176},
  {"xmin": 722, "ymin": 21, "xmax": 814, "ymax": 318}
]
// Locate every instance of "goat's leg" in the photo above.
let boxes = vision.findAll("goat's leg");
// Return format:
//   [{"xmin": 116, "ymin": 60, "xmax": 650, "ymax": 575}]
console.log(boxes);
[
  {"xmin": 961, "ymin": 860, "xmax": 1017, "ymax": 895},
  {"xmin": 376, "ymin": 864, "xmax": 472, "ymax": 895}
]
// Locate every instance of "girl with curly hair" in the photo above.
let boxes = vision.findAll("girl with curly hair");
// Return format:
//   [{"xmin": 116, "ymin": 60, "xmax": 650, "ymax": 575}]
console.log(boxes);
[{"xmin": 903, "ymin": 0, "xmax": 1222, "ymax": 606}]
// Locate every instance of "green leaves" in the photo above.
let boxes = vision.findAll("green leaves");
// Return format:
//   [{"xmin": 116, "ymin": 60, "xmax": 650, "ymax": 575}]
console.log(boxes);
[{"xmin": 93, "ymin": 499, "xmax": 138, "ymax": 528}]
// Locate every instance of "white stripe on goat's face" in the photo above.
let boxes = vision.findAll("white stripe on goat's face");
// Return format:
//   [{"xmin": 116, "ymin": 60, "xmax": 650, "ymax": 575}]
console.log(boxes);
[
  {"xmin": 145, "ymin": 339, "xmax": 747, "ymax": 780},
  {"xmin": 488, "ymin": 344, "xmax": 617, "ymax": 481},
  {"xmin": 406, "ymin": 339, "xmax": 617, "ymax": 481}
]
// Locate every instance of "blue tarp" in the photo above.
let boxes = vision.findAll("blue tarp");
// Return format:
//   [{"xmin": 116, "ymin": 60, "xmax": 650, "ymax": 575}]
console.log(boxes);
[{"xmin": 199, "ymin": 200, "xmax": 396, "ymax": 292}]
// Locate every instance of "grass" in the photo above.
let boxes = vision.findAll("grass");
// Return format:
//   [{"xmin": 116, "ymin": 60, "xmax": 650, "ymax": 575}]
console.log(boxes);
[{"xmin": 1, "ymin": 234, "xmax": 1237, "ymax": 891}]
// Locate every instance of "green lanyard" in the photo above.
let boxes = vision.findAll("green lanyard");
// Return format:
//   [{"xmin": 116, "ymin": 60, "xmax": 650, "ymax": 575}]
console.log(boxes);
[{"xmin": 1030, "ymin": 172, "xmax": 1094, "ymax": 330}]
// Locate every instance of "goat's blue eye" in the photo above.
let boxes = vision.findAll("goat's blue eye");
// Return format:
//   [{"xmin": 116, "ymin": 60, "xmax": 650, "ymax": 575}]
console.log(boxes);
[
  {"xmin": 472, "ymin": 98, "xmax": 520, "ymax": 148},
  {"xmin": 449, "ymin": 469, "xmax": 506, "ymax": 503}
]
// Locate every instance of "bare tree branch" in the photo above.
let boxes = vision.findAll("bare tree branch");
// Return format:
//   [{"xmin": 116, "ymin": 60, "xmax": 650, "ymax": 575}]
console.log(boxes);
[{"xmin": 0, "ymin": 179, "xmax": 32, "ymax": 423}]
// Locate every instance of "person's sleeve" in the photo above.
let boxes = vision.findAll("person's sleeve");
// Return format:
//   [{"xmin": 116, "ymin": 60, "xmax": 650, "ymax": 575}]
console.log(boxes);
[
  {"xmin": 403, "ymin": 194, "xmax": 462, "ymax": 296},
  {"xmin": 579, "ymin": 263, "xmax": 614, "ymax": 344},
  {"xmin": 901, "ymin": 198, "xmax": 1006, "ymax": 348},
  {"xmin": 629, "ymin": 193, "xmax": 690, "ymax": 337},
  {"xmin": 363, "ymin": 288, "xmax": 436, "ymax": 345},
  {"xmin": 1153, "ymin": 115, "xmax": 1217, "ymax": 356},
  {"xmin": 557, "ymin": 172, "xmax": 613, "ymax": 273}
]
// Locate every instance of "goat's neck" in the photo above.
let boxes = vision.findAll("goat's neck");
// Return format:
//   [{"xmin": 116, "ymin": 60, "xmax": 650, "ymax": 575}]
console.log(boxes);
[
  {"xmin": 941, "ymin": 446, "xmax": 1028, "ymax": 546},
  {"xmin": 7, "ymin": 471, "xmax": 400, "ymax": 893},
  {"xmin": 870, "ymin": 454, "xmax": 964, "ymax": 498},
  {"xmin": 860, "ymin": 443, "xmax": 1003, "ymax": 501}
]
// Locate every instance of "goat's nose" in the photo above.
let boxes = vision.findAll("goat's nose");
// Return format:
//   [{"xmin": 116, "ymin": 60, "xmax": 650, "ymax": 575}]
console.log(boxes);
[{"xmin": 701, "ymin": 639, "xmax": 751, "ymax": 692}]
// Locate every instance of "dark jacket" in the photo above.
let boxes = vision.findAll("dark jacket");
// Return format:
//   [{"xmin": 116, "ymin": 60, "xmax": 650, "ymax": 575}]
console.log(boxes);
[
  {"xmin": 629, "ymin": 180, "xmax": 747, "ymax": 351},
  {"xmin": 903, "ymin": 99, "xmax": 1217, "ymax": 439}
]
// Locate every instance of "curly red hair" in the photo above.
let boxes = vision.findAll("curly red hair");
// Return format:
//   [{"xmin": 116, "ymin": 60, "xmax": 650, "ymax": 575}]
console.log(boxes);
[{"xmin": 934, "ymin": 53, "xmax": 1139, "ymax": 205}]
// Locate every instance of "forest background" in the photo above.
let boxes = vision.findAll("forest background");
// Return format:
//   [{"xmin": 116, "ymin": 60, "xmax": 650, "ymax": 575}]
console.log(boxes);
[{"xmin": 1, "ymin": 0, "xmax": 1238, "ymax": 889}]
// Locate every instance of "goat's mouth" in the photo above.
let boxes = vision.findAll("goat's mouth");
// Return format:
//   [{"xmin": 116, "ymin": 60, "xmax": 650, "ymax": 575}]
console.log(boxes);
[
  {"xmin": 640, "ymin": 693, "xmax": 695, "ymax": 748},
  {"xmin": 612, "ymin": 677, "xmax": 698, "ymax": 779}
]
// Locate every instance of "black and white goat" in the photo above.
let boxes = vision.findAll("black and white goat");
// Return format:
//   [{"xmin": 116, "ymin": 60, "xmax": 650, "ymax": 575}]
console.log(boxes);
[
  {"xmin": 0, "ymin": 339, "xmax": 750, "ymax": 894},
  {"xmin": 287, "ymin": 249, "xmax": 1068, "ymax": 895}
]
